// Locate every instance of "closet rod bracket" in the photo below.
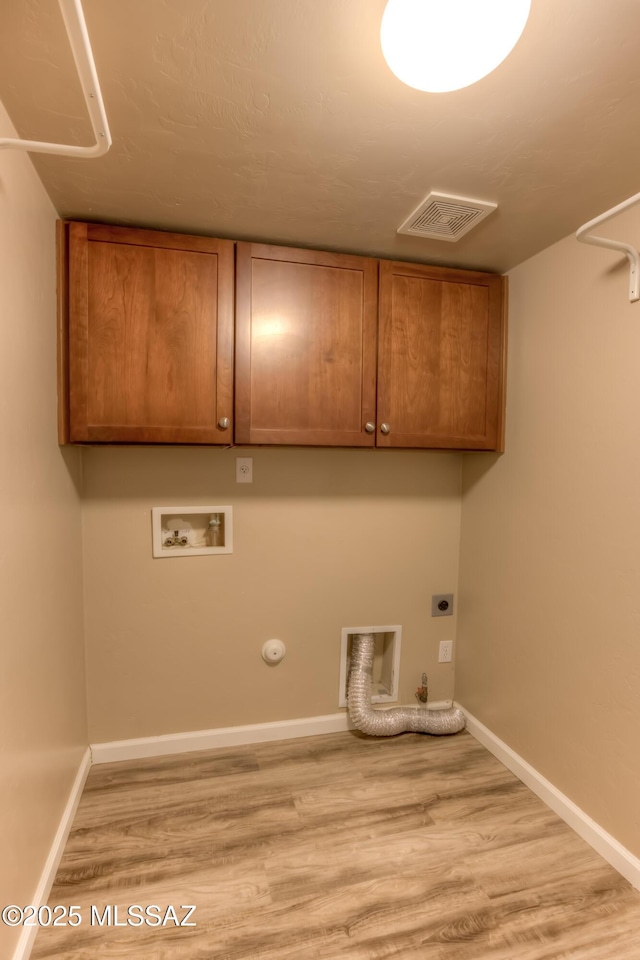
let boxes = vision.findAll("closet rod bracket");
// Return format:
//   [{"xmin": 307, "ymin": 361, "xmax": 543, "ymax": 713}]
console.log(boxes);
[
  {"xmin": 576, "ymin": 191, "xmax": 640, "ymax": 303},
  {"xmin": 0, "ymin": 0, "xmax": 111, "ymax": 160}
]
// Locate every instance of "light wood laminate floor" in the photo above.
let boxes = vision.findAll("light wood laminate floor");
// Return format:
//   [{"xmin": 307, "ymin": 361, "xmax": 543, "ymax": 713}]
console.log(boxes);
[{"xmin": 32, "ymin": 730, "xmax": 640, "ymax": 959}]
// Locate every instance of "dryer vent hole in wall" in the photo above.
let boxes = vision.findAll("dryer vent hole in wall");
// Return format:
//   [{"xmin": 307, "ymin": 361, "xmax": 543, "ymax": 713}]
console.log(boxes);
[{"xmin": 338, "ymin": 626, "xmax": 401, "ymax": 707}]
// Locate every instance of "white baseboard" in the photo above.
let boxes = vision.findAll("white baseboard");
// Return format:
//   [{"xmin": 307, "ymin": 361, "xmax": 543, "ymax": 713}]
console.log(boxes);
[
  {"xmin": 12, "ymin": 748, "xmax": 91, "ymax": 960},
  {"xmin": 457, "ymin": 703, "xmax": 640, "ymax": 892},
  {"xmin": 91, "ymin": 712, "xmax": 353, "ymax": 764}
]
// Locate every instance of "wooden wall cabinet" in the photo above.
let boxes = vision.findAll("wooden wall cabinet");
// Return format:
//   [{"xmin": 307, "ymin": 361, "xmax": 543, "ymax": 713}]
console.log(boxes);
[
  {"xmin": 59, "ymin": 222, "xmax": 234, "ymax": 444},
  {"xmin": 377, "ymin": 260, "xmax": 507, "ymax": 450},
  {"xmin": 235, "ymin": 245, "xmax": 506, "ymax": 451},
  {"xmin": 59, "ymin": 223, "xmax": 506, "ymax": 450},
  {"xmin": 235, "ymin": 242, "xmax": 379, "ymax": 446}
]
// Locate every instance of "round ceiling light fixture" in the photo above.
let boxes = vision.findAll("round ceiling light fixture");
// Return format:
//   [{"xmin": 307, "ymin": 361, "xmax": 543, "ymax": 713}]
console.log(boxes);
[{"xmin": 380, "ymin": 0, "xmax": 531, "ymax": 94}]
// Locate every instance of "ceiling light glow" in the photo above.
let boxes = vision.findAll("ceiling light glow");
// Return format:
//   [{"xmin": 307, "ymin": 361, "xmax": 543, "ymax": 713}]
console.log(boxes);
[{"xmin": 380, "ymin": 0, "xmax": 531, "ymax": 94}]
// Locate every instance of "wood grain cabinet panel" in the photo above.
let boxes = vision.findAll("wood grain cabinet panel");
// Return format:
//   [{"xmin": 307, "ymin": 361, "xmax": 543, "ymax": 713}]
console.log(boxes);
[
  {"xmin": 60, "ymin": 224, "xmax": 506, "ymax": 450},
  {"xmin": 235, "ymin": 242, "xmax": 379, "ymax": 446},
  {"xmin": 64, "ymin": 222, "xmax": 234, "ymax": 443},
  {"xmin": 377, "ymin": 260, "xmax": 507, "ymax": 450}
]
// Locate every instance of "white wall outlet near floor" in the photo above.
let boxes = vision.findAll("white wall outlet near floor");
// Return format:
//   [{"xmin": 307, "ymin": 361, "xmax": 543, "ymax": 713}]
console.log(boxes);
[
  {"xmin": 439, "ymin": 640, "xmax": 453, "ymax": 663},
  {"xmin": 236, "ymin": 457, "xmax": 253, "ymax": 483}
]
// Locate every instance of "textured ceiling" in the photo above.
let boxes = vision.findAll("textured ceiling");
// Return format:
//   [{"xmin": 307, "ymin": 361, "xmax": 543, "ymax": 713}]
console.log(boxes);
[{"xmin": 1, "ymin": 0, "xmax": 640, "ymax": 273}]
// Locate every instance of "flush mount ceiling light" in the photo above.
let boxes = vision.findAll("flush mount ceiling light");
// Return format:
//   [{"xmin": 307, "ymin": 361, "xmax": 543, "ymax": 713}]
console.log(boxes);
[{"xmin": 380, "ymin": 0, "xmax": 531, "ymax": 94}]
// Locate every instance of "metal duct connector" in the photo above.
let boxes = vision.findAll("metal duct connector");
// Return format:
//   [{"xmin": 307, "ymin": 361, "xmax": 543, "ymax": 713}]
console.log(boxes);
[{"xmin": 347, "ymin": 634, "xmax": 465, "ymax": 737}]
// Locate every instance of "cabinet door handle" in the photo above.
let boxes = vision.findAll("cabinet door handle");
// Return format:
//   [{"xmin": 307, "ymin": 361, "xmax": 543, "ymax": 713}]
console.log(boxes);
[
  {"xmin": 218, "ymin": 417, "xmax": 230, "ymax": 429},
  {"xmin": 364, "ymin": 422, "xmax": 375, "ymax": 434},
  {"xmin": 380, "ymin": 423, "xmax": 391, "ymax": 435}
]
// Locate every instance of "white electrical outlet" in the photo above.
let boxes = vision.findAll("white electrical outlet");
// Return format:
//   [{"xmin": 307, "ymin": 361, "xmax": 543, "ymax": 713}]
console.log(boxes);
[
  {"xmin": 438, "ymin": 640, "xmax": 453, "ymax": 663},
  {"xmin": 236, "ymin": 457, "xmax": 253, "ymax": 483}
]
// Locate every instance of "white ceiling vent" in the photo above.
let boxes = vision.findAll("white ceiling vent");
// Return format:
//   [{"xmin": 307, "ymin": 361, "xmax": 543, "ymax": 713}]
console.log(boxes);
[{"xmin": 398, "ymin": 192, "xmax": 497, "ymax": 242}]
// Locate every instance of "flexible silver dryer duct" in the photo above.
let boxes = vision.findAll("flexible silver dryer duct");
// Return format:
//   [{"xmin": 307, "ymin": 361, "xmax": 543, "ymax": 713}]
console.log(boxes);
[{"xmin": 347, "ymin": 634, "xmax": 465, "ymax": 737}]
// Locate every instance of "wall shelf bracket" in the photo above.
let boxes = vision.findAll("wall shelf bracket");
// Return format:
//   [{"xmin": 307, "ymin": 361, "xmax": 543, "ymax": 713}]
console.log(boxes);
[
  {"xmin": 576, "ymin": 191, "xmax": 640, "ymax": 303},
  {"xmin": 0, "ymin": 0, "xmax": 111, "ymax": 159}
]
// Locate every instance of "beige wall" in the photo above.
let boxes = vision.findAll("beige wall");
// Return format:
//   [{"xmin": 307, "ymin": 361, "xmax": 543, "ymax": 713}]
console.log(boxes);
[
  {"xmin": 0, "ymin": 103, "xmax": 87, "ymax": 957},
  {"xmin": 82, "ymin": 446, "xmax": 462, "ymax": 743},
  {"xmin": 458, "ymin": 208, "xmax": 640, "ymax": 858}
]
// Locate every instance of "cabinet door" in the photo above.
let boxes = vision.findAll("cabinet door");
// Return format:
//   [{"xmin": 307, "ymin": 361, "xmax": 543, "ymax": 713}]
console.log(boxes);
[
  {"xmin": 67, "ymin": 223, "xmax": 234, "ymax": 443},
  {"xmin": 377, "ymin": 261, "xmax": 506, "ymax": 450},
  {"xmin": 235, "ymin": 243, "xmax": 378, "ymax": 446}
]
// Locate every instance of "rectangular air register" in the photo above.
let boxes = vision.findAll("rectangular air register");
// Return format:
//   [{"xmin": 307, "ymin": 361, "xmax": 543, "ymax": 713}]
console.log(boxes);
[
  {"xmin": 338, "ymin": 625, "xmax": 402, "ymax": 707},
  {"xmin": 152, "ymin": 506, "xmax": 232, "ymax": 558},
  {"xmin": 398, "ymin": 191, "xmax": 497, "ymax": 242}
]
